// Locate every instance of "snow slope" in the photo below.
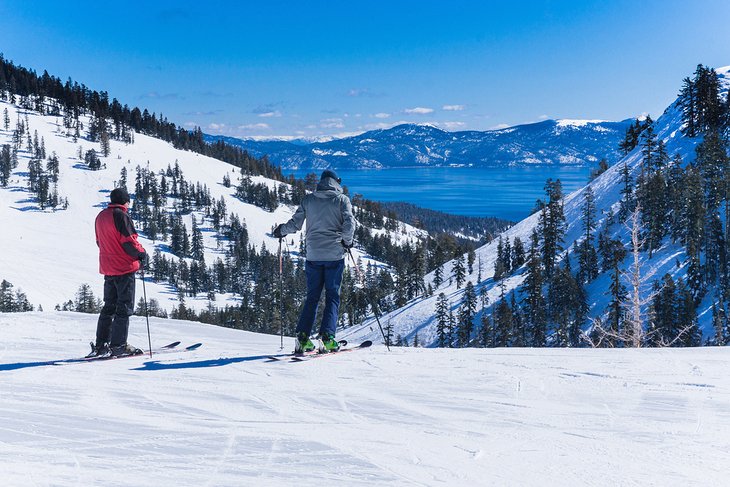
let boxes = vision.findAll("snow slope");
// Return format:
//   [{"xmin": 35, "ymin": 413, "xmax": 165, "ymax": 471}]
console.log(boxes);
[
  {"xmin": 1, "ymin": 311, "xmax": 728, "ymax": 486},
  {"xmin": 0, "ymin": 99, "xmax": 423, "ymax": 312},
  {"xmin": 343, "ymin": 66, "xmax": 730, "ymax": 346}
]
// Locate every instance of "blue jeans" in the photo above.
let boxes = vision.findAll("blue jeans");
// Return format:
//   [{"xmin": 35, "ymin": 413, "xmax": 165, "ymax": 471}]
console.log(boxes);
[{"xmin": 296, "ymin": 259, "xmax": 345, "ymax": 338}]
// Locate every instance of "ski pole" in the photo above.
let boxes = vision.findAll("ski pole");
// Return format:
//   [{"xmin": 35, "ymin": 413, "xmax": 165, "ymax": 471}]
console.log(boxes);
[
  {"xmin": 278, "ymin": 236, "xmax": 284, "ymax": 350},
  {"xmin": 140, "ymin": 267, "xmax": 152, "ymax": 358},
  {"xmin": 346, "ymin": 247, "xmax": 390, "ymax": 351}
]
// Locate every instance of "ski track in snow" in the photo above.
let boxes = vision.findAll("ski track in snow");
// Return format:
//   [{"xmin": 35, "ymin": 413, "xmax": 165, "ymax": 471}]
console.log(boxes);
[{"xmin": 1, "ymin": 312, "xmax": 729, "ymax": 486}]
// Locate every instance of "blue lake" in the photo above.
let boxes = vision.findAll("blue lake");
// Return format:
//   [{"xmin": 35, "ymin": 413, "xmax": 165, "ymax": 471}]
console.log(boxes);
[{"xmin": 289, "ymin": 166, "xmax": 592, "ymax": 222}]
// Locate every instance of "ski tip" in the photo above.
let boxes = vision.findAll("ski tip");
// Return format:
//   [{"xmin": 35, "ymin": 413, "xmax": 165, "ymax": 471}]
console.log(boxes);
[
  {"xmin": 360, "ymin": 340, "xmax": 373, "ymax": 348},
  {"xmin": 163, "ymin": 341, "xmax": 181, "ymax": 349},
  {"xmin": 185, "ymin": 343, "xmax": 203, "ymax": 351}
]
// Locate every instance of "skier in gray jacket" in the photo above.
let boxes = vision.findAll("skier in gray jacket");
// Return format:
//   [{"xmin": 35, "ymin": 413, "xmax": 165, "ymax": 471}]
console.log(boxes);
[{"xmin": 274, "ymin": 169, "xmax": 356, "ymax": 353}]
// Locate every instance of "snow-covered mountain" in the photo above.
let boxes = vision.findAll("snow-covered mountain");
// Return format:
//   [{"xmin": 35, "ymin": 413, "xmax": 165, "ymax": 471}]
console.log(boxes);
[
  {"xmin": 342, "ymin": 67, "xmax": 730, "ymax": 347},
  {"xmin": 1, "ymin": 311, "xmax": 728, "ymax": 486},
  {"xmin": 206, "ymin": 119, "xmax": 633, "ymax": 170}
]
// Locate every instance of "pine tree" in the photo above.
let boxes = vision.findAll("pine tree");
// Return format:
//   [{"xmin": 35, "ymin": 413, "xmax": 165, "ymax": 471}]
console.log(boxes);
[
  {"xmin": 510, "ymin": 292, "xmax": 526, "ymax": 347},
  {"xmin": 711, "ymin": 301, "xmax": 728, "ymax": 346},
  {"xmin": 435, "ymin": 292, "xmax": 450, "ymax": 347},
  {"xmin": 538, "ymin": 179, "xmax": 566, "ymax": 279},
  {"xmin": 0, "ymin": 144, "xmax": 11, "ymax": 187},
  {"xmin": 479, "ymin": 312, "xmax": 492, "ymax": 347},
  {"xmin": 493, "ymin": 236, "xmax": 507, "ymax": 280},
  {"xmin": 74, "ymin": 284, "xmax": 100, "ymax": 313},
  {"xmin": 457, "ymin": 282, "xmax": 477, "ymax": 347},
  {"xmin": 619, "ymin": 162, "xmax": 635, "ymax": 220},
  {"xmin": 549, "ymin": 259, "xmax": 585, "ymax": 347},
  {"xmin": 191, "ymin": 215, "xmax": 205, "ymax": 262},
  {"xmin": 511, "ymin": 237, "xmax": 525, "ymax": 270},
  {"xmin": 84, "ymin": 149, "xmax": 101, "ymax": 170},
  {"xmin": 577, "ymin": 186, "xmax": 598, "ymax": 283},
  {"xmin": 619, "ymin": 118, "xmax": 645, "ymax": 155},
  {"xmin": 46, "ymin": 152, "xmax": 59, "ymax": 183},
  {"xmin": 604, "ymin": 238, "xmax": 627, "ymax": 347},
  {"xmin": 0, "ymin": 280, "xmax": 15, "ymax": 311},
  {"xmin": 452, "ymin": 254, "xmax": 466, "ymax": 289},
  {"xmin": 648, "ymin": 274, "xmax": 680, "ymax": 346},
  {"xmin": 675, "ymin": 280, "xmax": 701, "ymax": 346},
  {"xmin": 467, "ymin": 248, "xmax": 476, "ymax": 275},
  {"xmin": 679, "ymin": 76, "xmax": 698, "ymax": 137},
  {"xmin": 681, "ymin": 166, "xmax": 706, "ymax": 303},
  {"xmin": 641, "ymin": 169, "xmax": 668, "ymax": 257},
  {"xmin": 433, "ymin": 264, "xmax": 443, "ymax": 288},
  {"xmin": 521, "ymin": 230, "xmax": 547, "ymax": 347},
  {"xmin": 667, "ymin": 154, "xmax": 685, "ymax": 243},
  {"xmin": 493, "ymin": 292, "xmax": 513, "ymax": 347}
]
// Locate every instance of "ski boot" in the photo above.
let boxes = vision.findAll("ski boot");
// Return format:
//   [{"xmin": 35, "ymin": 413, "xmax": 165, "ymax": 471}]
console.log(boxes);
[
  {"xmin": 318, "ymin": 334, "xmax": 341, "ymax": 353},
  {"xmin": 294, "ymin": 332, "xmax": 316, "ymax": 354},
  {"xmin": 85, "ymin": 341, "xmax": 110, "ymax": 358},
  {"xmin": 110, "ymin": 343, "xmax": 143, "ymax": 358}
]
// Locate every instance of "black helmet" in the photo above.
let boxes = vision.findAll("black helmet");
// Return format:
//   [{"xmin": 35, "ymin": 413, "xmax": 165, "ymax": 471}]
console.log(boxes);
[
  {"xmin": 320, "ymin": 169, "xmax": 341, "ymax": 183},
  {"xmin": 110, "ymin": 187, "xmax": 130, "ymax": 205}
]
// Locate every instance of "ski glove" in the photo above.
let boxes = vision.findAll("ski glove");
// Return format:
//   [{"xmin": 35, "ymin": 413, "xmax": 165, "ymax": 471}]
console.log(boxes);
[
  {"xmin": 138, "ymin": 252, "xmax": 148, "ymax": 266},
  {"xmin": 341, "ymin": 239, "xmax": 354, "ymax": 250},
  {"xmin": 273, "ymin": 224, "xmax": 285, "ymax": 239}
]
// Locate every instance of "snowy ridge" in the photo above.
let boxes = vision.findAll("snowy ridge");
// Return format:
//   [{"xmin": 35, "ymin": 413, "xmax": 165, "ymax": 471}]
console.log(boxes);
[
  {"xmin": 206, "ymin": 118, "xmax": 632, "ymax": 170},
  {"xmin": 1, "ymin": 311, "xmax": 728, "ymax": 486},
  {"xmin": 342, "ymin": 88, "xmax": 715, "ymax": 346}
]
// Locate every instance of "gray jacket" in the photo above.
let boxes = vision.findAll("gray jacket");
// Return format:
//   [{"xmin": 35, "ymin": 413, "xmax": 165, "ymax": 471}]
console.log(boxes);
[{"xmin": 280, "ymin": 177, "xmax": 356, "ymax": 261}]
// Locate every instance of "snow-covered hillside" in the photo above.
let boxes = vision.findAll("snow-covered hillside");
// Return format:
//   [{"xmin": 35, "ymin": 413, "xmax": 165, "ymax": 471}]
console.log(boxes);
[
  {"xmin": 0, "ymin": 99, "xmax": 423, "ymax": 313},
  {"xmin": 344, "ymin": 66, "xmax": 730, "ymax": 347},
  {"xmin": 1, "ymin": 311, "xmax": 728, "ymax": 486}
]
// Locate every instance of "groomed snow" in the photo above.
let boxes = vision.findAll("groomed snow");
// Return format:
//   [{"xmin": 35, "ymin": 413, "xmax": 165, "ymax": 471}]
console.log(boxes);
[{"xmin": 1, "ymin": 311, "xmax": 728, "ymax": 486}]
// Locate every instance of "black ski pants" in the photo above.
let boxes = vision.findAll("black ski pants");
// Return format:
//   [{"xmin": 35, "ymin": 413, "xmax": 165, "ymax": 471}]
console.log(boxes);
[{"xmin": 96, "ymin": 272, "xmax": 136, "ymax": 347}]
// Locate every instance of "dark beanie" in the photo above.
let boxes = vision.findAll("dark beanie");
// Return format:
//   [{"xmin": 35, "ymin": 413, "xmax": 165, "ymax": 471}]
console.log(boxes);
[
  {"xmin": 320, "ymin": 169, "xmax": 341, "ymax": 183},
  {"xmin": 110, "ymin": 187, "xmax": 130, "ymax": 205}
]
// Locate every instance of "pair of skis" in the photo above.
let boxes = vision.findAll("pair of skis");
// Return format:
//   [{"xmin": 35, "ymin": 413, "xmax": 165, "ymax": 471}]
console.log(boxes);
[
  {"xmin": 53, "ymin": 341, "xmax": 202, "ymax": 366},
  {"xmin": 267, "ymin": 340, "xmax": 372, "ymax": 363},
  {"xmin": 41, "ymin": 338, "xmax": 369, "ymax": 368}
]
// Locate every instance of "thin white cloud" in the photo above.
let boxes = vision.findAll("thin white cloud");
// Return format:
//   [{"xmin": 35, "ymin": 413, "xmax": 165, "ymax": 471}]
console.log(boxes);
[
  {"xmin": 237, "ymin": 123, "xmax": 271, "ymax": 130},
  {"xmin": 258, "ymin": 111, "xmax": 282, "ymax": 118},
  {"xmin": 405, "ymin": 107, "xmax": 434, "ymax": 115},
  {"xmin": 489, "ymin": 123, "xmax": 511, "ymax": 130},
  {"xmin": 320, "ymin": 118, "xmax": 345, "ymax": 129},
  {"xmin": 140, "ymin": 91, "xmax": 183, "ymax": 100},
  {"xmin": 347, "ymin": 88, "xmax": 384, "ymax": 98},
  {"xmin": 374, "ymin": 113, "xmax": 391, "ymax": 119},
  {"xmin": 361, "ymin": 121, "xmax": 410, "ymax": 131},
  {"xmin": 440, "ymin": 121, "xmax": 466, "ymax": 130},
  {"xmin": 208, "ymin": 123, "xmax": 227, "ymax": 131},
  {"xmin": 442, "ymin": 104, "xmax": 466, "ymax": 111}
]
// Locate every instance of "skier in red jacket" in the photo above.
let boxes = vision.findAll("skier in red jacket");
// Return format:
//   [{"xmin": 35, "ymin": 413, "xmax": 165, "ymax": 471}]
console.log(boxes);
[{"xmin": 87, "ymin": 188, "xmax": 147, "ymax": 358}]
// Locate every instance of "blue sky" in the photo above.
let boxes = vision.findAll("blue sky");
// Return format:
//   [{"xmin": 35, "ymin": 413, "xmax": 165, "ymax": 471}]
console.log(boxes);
[{"xmin": 1, "ymin": 0, "xmax": 729, "ymax": 139}]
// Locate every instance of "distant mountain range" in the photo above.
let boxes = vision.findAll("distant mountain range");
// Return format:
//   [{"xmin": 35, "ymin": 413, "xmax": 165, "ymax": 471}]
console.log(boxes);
[{"xmin": 204, "ymin": 119, "xmax": 634, "ymax": 170}]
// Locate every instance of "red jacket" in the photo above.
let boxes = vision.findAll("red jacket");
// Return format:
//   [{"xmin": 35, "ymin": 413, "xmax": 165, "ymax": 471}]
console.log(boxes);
[{"xmin": 95, "ymin": 204, "xmax": 145, "ymax": 276}]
